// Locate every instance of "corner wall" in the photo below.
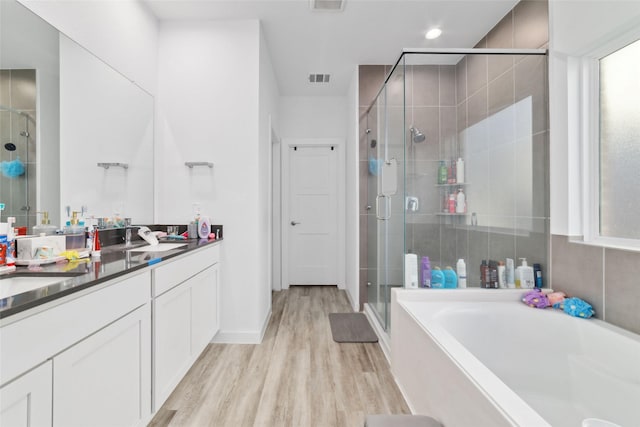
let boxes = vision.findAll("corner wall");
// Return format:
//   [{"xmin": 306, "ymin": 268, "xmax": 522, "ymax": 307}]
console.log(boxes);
[{"xmin": 156, "ymin": 20, "xmax": 270, "ymax": 342}]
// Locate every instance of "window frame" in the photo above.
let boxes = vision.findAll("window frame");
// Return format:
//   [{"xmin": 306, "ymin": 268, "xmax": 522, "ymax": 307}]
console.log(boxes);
[{"xmin": 580, "ymin": 30, "xmax": 640, "ymax": 251}]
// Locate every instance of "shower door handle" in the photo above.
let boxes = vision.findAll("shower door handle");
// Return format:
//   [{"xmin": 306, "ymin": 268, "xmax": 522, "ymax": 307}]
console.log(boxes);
[
  {"xmin": 375, "ymin": 195, "xmax": 391, "ymax": 221},
  {"xmin": 290, "ymin": 221, "xmax": 301, "ymax": 226}
]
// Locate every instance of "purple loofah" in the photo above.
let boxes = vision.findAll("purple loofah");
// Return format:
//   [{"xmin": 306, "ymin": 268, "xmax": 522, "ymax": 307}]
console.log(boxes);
[{"xmin": 521, "ymin": 289, "xmax": 550, "ymax": 309}]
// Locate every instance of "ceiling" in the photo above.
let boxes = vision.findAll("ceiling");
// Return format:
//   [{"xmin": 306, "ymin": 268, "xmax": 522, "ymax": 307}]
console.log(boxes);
[{"xmin": 145, "ymin": 0, "xmax": 519, "ymax": 97}]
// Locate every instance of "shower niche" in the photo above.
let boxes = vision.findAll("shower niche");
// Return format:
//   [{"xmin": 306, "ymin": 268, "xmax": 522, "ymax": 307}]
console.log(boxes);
[{"xmin": 360, "ymin": 49, "xmax": 549, "ymax": 335}]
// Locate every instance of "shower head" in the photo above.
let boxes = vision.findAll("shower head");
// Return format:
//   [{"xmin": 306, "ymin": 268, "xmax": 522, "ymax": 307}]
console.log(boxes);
[
  {"xmin": 410, "ymin": 127, "xmax": 426, "ymax": 143},
  {"xmin": 4, "ymin": 142, "xmax": 16, "ymax": 151}
]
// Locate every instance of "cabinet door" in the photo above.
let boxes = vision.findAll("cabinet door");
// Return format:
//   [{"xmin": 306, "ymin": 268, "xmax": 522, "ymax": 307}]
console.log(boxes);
[
  {"xmin": 153, "ymin": 280, "xmax": 192, "ymax": 409},
  {"xmin": 53, "ymin": 304, "xmax": 151, "ymax": 427},
  {"xmin": 191, "ymin": 264, "xmax": 219, "ymax": 356},
  {"xmin": 0, "ymin": 361, "xmax": 52, "ymax": 427}
]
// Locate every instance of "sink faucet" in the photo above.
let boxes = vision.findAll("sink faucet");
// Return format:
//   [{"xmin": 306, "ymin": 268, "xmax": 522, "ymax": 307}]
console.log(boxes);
[{"xmin": 124, "ymin": 218, "xmax": 138, "ymax": 246}]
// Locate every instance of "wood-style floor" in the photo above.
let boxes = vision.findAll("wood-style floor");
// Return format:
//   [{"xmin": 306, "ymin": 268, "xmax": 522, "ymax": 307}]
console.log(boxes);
[{"xmin": 148, "ymin": 286, "xmax": 410, "ymax": 427}]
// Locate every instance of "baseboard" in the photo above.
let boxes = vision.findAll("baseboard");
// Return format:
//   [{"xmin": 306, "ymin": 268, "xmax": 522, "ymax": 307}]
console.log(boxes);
[
  {"xmin": 363, "ymin": 303, "xmax": 391, "ymax": 362},
  {"xmin": 211, "ymin": 309, "xmax": 272, "ymax": 344}
]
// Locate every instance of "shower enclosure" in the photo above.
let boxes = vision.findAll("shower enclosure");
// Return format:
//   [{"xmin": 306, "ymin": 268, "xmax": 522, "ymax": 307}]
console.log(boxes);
[{"xmin": 362, "ymin": 49, "xmax": 549, "ymax": 335}]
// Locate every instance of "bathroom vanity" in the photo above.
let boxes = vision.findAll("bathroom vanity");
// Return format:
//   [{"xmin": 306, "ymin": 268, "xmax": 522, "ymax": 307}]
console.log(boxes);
[{"xmin": 0, "ymin": 239, "xmax": 222, "ymax": 426}]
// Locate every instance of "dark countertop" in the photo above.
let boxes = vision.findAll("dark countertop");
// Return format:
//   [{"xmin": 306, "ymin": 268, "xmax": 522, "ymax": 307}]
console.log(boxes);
[{"xmin": 0, "ymin": 238, "xmax": 223, "ymax": 320}]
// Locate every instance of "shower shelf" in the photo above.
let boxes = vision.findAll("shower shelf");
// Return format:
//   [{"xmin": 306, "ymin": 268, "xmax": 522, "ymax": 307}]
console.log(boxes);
[
  {"xmin": 97, "ymin": 162, "xmax": 128, "ymax": 170},
  {"xmin": 185, "ymin": 162, "xmax": 214, "ymax": 169},
  {"xmin": 435, "ymin": 182, "xmax": 468, "ymax": 187}
]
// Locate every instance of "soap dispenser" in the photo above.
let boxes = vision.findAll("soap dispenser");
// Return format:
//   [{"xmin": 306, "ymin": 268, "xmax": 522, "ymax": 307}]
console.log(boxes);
[
  {"xmin": 33, "ymin": 211, "xmax": 58, "ymax": 236},
  {"xmin": 515, "ymin": 258, "xmax": 535, "ymax": 289}
]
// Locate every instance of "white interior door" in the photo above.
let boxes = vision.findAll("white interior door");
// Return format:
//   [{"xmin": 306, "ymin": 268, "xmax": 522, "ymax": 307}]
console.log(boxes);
[{"xmin": 288, "ymin": 145, "xmax": 338, "ymax": 285}]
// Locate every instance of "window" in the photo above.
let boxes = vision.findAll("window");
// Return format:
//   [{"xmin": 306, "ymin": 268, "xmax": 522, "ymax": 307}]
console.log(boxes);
[{"xmin": 598, "ymin": 39, "xmax": 640, "ymax": 240}]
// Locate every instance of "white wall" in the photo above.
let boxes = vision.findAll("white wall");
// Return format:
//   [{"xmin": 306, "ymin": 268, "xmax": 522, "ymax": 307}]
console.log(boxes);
[
  {"xmin": 18, "ymin": 0, "xmax": 158, "ymax": 95},
  {"xmin": 345, "ymin": 68, "xmax": 359, "ymax": 311},
  {"xmin": 258, "ymin": 24, "xmax": 280, "ymax": 329},
  {"xmin": 156, "ymin": 20, "xmax": 271, "ymax": 343},
  {"xmin": 548, "ymin": 0, "xmax": 640, "ymax": 236},
  {"xmin": 279, "ymin": 96, "xmax": 347, "ymax": 138}
]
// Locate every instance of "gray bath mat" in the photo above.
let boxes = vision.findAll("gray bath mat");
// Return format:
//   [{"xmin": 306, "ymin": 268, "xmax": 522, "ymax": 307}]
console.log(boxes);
[{"xmin": 329, "ymin": 313, "xmax": 378, "ymax": 343}]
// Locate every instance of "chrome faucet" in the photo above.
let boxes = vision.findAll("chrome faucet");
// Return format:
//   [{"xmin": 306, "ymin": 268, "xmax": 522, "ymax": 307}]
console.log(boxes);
[{"xmin": 124, "ymin": 218, "xmax": 137, "ymax": 246}]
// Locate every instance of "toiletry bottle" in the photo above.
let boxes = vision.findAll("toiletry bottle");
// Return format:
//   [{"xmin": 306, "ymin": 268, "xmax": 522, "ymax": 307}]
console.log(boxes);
[
  {"xmin": 33, "ymin": 211, "xmax": 58, "ymax": 236},
  {"xmin": 489, "ymin": 260, "xmax": 499, "ymax": 288},
  {"xmin": 405, "ymin": 254, "xmax": 418, "ymax": 289},
  {"xmin": 456, "ymin": 258, "xmax": 467, "ymax": 288},
  {"xmin": 443, "ymin": 267, "xmax": 458, "ymax": 288},
  {"xmin": 456, "ymin": 158, "xmax": 465, "ymax": 183},
  {"xmin": 421, "ymin": 256, "xmax": 431, "ymax": 288},
  {"xmin": 0, "ymin": 223, "xmax": 7, "ymax": 266},
  {"xmin": 447, "ymin": 160, "xmax": 454, "ymax": 184},
  {"xmin": 515, "ymin": 258, "xmax": 535, "ymax": 289},
  {"xmin": 506, "ymin": 258, "xmax": 515, "ymax": 288},
  {"xmin": 480, "ymin": 260, "xmax": 489, "ymax": 288},
  {"xmin": 448, "ymin": 193, "xmax": 456, "ymax": 213},
  {"xmin": 455, "ymin": 188, "xmax": 466, "ymax": 213},
  {"xmin": 6, "ymin": 217, "xmax": 15, "ymax": 266},
  {"xmin": 497, "ymin": 261, "xmax": 506, "ymax": 288},
  {"xmin": 431, "ymin": 267, "xmax": 445, "ymax": 288},
  {"xmin": 438, "ymin": 161, "xmax": 447, "ymax": 184},
  {"xmin": 533, "ymin": 263, "xmax": 543, "ymax": 288}
]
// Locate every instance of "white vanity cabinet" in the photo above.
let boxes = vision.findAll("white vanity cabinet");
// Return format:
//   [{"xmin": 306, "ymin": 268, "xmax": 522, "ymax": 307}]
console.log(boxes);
[
  {"xmin": 0, "ymin": 361, "xmax": 52, "ymax": 427},
  {"xmin": 152, "ymin": 244, "xmax": 220, "ymax": 410},
  {"xmin": 52, "ymin": 303, "xmax": 151, "ymax": 427},
  {"xmin": 0, "ymin": 271, "xmax": 152, "ymax": 427}
]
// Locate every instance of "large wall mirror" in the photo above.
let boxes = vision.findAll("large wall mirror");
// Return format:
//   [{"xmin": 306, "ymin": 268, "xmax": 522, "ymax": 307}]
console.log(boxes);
[{"xmin": 0, "ymin": 0, "xmax": 154, "ymax": 231}]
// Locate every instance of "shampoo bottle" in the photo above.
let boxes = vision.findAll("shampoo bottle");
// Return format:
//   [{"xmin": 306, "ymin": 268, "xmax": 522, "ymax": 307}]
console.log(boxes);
[
  {"xmin": 421, "ymin": 256, "xmax": 431, "ymax": 288},
  {"xmin": 498, "ymin": 261, "xmax": 506, "ymax": 288},
  {"xmin": 438, "ymin": 161, "xmax": 447, "ymax": 184},
  {"xmin": 533, "ymin": 263, "xmax": 543, "ymax": 288},
  {"xmin": 456, "ymin": 158, "xmax": 465, "ymax": 183},
  {"xmin": 456, "ymin": 258, "xmax": 467, "ymax": 288},
  {"xmin": 506, "ymin": 258, "xmax": 515, "ymax": 288},
  {"xmin": 431, "ymin": 267, "xmax": 445, "ymax": 289},
  {"xmin": 404, "ymin": 254, "xmax": 418, "ymax": 289},
  {"xmin": 443, "ymin": 267, "xmax": 458, "ymax": 288},
  {"xmin": 455, "ymin": 188, "xmax": 466, "ymax": 213},
  {"xmin": 515, "ymin": 258, "xmax": 535, "ymax": 289}
]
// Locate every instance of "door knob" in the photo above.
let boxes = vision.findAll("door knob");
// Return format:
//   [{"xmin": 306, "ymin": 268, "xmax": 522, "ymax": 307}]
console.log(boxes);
[{"xmin": 291, "ymin": 221, "xmax": 301, "ymax": 226}]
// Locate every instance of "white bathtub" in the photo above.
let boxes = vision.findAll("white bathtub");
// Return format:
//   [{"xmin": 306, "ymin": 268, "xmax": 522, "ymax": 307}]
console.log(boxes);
[{"xmin": 391, "ymin": 289, "xmax": 640, "ymax": 427}]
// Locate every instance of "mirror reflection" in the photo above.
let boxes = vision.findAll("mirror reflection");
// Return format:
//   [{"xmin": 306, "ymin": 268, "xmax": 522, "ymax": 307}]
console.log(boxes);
[{"xmin": 0, "ymin": 0, "xmax": 154, "ymax": 232}]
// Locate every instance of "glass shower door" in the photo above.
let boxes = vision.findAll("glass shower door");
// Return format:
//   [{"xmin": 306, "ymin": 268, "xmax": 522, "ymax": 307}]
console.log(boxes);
[{"xmin": 367, "ymin": 61, "xmax": 406, "ymax": 332}]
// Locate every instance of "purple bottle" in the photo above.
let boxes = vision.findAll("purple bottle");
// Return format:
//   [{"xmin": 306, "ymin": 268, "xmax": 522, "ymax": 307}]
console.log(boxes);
[{"xmin": 421, "ymin": 256, "xmax": 431, "ymax": 288}]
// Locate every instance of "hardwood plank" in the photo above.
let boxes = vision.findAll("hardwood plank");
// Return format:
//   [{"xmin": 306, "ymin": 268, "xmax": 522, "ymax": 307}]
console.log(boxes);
[{"xmin": 149, "ymin": 286, "xmax": 410, "ymax": 426}]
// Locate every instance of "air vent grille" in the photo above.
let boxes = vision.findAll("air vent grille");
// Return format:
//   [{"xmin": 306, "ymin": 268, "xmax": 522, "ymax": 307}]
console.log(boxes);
[
  {"xmin": 310, "ymin": 0, "xmax": 345, "ymax": 12},
  {"xmin": 309, "ymin": 74, "xmax": 331, "ymax": 83}
]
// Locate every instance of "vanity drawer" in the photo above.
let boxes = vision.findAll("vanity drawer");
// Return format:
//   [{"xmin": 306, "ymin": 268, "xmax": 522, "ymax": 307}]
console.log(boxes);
[
  {"xmin": 153, "ymin": 244, "xmax": 220, "ymax": 297},
  {"xmin": 0, "ymin": 271, "xmax": 150, "ymax": 386}
]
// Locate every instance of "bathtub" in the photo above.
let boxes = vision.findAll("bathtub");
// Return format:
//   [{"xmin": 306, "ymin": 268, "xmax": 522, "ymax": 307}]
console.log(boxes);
[{"xmin": 391, "ymin": 289, "xmax": 640, "ymax": 427}]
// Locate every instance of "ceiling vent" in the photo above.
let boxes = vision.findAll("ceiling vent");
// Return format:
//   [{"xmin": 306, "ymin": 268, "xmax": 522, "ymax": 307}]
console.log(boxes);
[
  {"xmin": 310, "ymin": 0, "xmax": 345, "ymax": 12},
  {"xmin": 309, "ymin": 74, "xmax": 331, "ymax": 83}
]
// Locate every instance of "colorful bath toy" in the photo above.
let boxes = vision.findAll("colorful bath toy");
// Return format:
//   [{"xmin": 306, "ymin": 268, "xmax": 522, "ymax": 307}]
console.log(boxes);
[{"xmin": 521, "ymin": 289, "xmax": 550, "ymax": 308}]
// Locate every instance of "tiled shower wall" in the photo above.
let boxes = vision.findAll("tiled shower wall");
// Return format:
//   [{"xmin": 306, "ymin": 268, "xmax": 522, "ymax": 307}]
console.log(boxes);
[
  {"xmin": 0, "ymin": 69, "xmax": 37, "ymax": 228},
  {"xmin": 358, "ymin": 1, "xmax": 550, "ymax": 307}
]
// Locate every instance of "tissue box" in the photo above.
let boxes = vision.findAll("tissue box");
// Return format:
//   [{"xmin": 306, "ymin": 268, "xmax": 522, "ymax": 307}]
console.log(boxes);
[{"xmin": 17, "ymin": 235, "xmax": 67, "ymax": 260}]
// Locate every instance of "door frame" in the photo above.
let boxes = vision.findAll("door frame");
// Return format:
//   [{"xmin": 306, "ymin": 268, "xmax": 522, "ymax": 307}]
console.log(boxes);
[{"xmin": 280, "ymin": 138, "xmax": 345, "ymax": 290}]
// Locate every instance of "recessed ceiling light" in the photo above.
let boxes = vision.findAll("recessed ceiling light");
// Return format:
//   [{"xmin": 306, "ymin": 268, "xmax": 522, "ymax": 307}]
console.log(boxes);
[{"xmin": 425, "ymin": 28, "xmax": 442, "ymax": 40}]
